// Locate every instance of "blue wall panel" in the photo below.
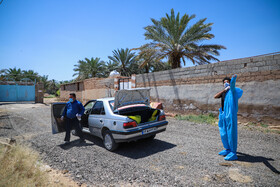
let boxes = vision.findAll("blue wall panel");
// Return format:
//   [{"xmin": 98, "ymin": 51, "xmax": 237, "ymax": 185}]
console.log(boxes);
[{"xmin": 0, "ymin": 84, "xmax": 35, "ymax": 102}]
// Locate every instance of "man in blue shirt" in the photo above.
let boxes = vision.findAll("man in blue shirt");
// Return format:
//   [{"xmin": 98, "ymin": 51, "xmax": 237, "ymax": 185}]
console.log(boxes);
[{"xmin": 61, "ymin": 93, "xmax": 85, "ymax": 144}]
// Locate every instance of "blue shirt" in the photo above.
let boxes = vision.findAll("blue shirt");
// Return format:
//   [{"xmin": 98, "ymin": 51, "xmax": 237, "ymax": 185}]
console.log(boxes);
[{"xmin": 62, "ymin": 100, "xmax": 85, "ymax": 119}]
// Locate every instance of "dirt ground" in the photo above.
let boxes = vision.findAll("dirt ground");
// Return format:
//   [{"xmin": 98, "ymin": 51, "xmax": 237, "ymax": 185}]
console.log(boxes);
[{"xmin": 0, "ymin": 100, "xmax": 279, "ymax": 186}]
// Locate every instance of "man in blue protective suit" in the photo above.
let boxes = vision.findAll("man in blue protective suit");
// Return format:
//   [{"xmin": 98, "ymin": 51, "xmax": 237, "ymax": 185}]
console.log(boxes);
[
  {"xmin": 61, "ymin": 93, "xmax": 85, "ymax": 144},
  {"xmin": 214, "ymin": 75, "xmax": 243, "ymax": 161}
]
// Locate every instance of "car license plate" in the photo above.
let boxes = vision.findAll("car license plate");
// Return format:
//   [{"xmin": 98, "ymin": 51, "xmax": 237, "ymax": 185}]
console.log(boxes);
[{"xmin": 142, "ymin": 127, "xmax": 157, "ymax": 135}]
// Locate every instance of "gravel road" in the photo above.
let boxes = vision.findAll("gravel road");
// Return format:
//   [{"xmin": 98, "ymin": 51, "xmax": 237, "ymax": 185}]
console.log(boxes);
[{"xmin": 0, "ymin": 102, "xmax": 279, "ymax": 186}]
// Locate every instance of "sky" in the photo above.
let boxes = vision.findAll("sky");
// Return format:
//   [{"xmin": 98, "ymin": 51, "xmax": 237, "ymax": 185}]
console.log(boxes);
[{"xmin": 0, "ymin": 0, "xmax": 280, "ymax": 81}]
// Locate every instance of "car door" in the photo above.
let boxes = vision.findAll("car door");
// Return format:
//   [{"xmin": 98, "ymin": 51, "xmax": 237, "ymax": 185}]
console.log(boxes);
[
  {"xmin": 51, "ymin": 103, "xmax": 66, "ymax": 134},
  {"xmin": 88, "ymin": 101, "xmax": 105, "ymax": 137},
  {"xmin": 81, "ymin": 100, "xmax": 96, "ymax": 128}
]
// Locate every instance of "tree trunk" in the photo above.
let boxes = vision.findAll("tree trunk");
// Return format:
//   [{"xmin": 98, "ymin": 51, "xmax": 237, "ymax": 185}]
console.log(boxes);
[
  {"xmin": 145, "ymin": 65, "xmax": 149, "ymax": 73},
  {"xmin": 171, "ymin": 55, "xmax": 181, "ymax": 69}
]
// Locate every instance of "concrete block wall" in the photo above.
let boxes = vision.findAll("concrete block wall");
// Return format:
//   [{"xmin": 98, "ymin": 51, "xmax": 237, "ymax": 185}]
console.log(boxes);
[{"xmin": 135, "ymin": 53, "xmax": 280, "ymax": 124}]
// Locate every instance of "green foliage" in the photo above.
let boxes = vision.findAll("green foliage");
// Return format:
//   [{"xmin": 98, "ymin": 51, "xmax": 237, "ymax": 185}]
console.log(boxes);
[
  {"xmin": 103, "ymin": 60, "xmax": 120, "ymax": 76},
  {"xmin": 240, "ymin": 122, "xmax": 280, "ymax": 134},
  {"xmin": 175, "ymin": 113, "xmax": 218, "ymax": 125},
  {"xmin": 22, "ymin": 70, "xmax": 39, "ymax": 81},
  {"xmin": 59, "ymin": 80, "xmax": 75, "ymax": 84},
  {"xmin": 108, "ymin": 48, "xmax": 138, "ymax": 76},
  {"xmin": 134, "ymin": 9, "xmax": 226, "ymax": 69},
  {"xmin": 73, "ymin": 57, "xmax": 106, "ymax": 80},
  {"xmin": 151, "ymin": 61, "xmax": 171, "ymax": 72},
  {"xmin": 260, "ymin": 123, "xmax": 269, "ymax": 128},
  {"xmin": 38, "ymin": 75, "xmax": 49, "ymax": 92},
  {"xmin": 132, "ymin": 46, "xmax": 172, "ymax": 73},
  {"xmin": 44, "ymin": 94, "xmax": 56, "ymax": 98},
  {"xmin": 1, "ymin": 68, "xmax": 43, "ymax": 82},
  {"xmin": 0, "ymin": 67, "xmax": 62, "ymax": 95},
  {"xmin": 46, "ymin": 79, "xmax": 60, "ymax": 95},
  {"xmin": 2, "ymin": 67, "xmax": 23, "ymax": 81}
]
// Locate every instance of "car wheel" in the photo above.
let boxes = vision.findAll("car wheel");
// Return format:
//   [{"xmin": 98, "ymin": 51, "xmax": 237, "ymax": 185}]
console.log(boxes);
[{"xmin": 103, "ymin": 130, "xmax": 118, "ymax": 151}]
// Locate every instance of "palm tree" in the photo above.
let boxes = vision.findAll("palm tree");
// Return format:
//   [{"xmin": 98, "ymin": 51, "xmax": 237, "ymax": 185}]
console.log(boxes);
[
  {"xmin": 47, "ymin": 79, "xmax": 59, "ymax": 95},
  {"xmin": 39, "ymin": 75, "xmax": 49, "ymax": 92},
  {"xmin": 73, "ymin": 57, "xmax": 106, "ymax": 80},
  {"xmin": 73, "ymin": 59, "xmax": 90, "ymax": 80},
  {"xmin": 22, "ymin": 70, "xmax": 39, "ymax": 82},
  {"xmin": 104, "ymin": 60, "xmax": 120, "ymax": 77},
  {"xmin": 128, "ymin": 60, "xmax": 145, "ymax": 75},
  {"xmin": 0, "ymin": 69, "xmax": 7, "ymax": 81},
  {"xmin": 133, "ymin": 46, "xmax": 171, "ymax": 73},
  {"xmin": 5, "ymin": 67, "xmax": 23, "ymax": 81},
  {"xmin": 151, "ymin": 61, "xmax": 171, "ymax": 72},
  {"xmin": 134, "ymin": 9, "xmax": 226, "ymax": 69},
  {"xmin": 0, "ymin": 69, "xmax": 6, "ymax": 75},
  {"xmin": 108, "ymin": 48, "xmax": 137, "ymax": 76}
]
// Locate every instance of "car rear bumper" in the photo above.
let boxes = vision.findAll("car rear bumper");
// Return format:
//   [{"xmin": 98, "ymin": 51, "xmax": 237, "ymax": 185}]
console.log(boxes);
[{"xmin": 111, "ymin": 120, "xmax": 168, "ymax": 143}]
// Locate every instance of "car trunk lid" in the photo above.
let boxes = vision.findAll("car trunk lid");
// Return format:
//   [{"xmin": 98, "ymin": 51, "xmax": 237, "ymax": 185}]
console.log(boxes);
[{"xmin": 114, "ymin": 88, "xmax": 150, "ymax": 110}]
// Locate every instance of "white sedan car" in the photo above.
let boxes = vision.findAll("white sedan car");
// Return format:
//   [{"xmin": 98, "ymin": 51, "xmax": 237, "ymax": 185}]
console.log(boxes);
[{"xmin": 51, "ymin": 88, "xmax": 168, "ymax": 151}]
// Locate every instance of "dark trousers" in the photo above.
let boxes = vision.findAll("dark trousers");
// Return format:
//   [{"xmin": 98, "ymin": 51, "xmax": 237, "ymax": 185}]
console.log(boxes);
[{"xmin": 64, "ymin": 117, "xmax": 84, "ymax": 141}]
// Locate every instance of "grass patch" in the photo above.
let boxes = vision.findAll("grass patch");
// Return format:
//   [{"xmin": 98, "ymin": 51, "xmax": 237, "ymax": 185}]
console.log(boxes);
[
  {"xmin": 260, "ymin": 123, "xmax": 269, "ymax": 128},
  {"xmin": 270, "ymin": 129, "xmax": 280, "ymax": 134},
  {"xmin": 44, "ymin": 94, "xmax": 56, "ymax": 98},
  {"xmin": 0, "ymin": 143, "xmax": 48, "ymax": 187},
  {"xmin": 175, "ymin": 113, "xmax": 218, "ymax": 125},
  {"xmin": 244, "ymin": 122, "xmax": 280, "ymax": 134}
]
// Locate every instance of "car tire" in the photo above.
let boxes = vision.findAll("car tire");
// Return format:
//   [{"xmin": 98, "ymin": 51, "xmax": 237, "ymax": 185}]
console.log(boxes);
[{"xmin": 103, "ymin": 130, "xmax": 118, "ymax": 151}]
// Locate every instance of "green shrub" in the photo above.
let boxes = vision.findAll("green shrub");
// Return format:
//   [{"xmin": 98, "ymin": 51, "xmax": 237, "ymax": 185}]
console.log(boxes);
[{"xmin": 44, "ymin": 94, "xmax": 56, "ymax": 98}]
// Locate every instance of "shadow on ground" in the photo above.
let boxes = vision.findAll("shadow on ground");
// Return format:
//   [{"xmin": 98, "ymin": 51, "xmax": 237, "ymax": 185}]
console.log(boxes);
[
  {"xmin": 58, "ymin": 139, "xmax": 95, "ymax": 150},
  {"xmin": 59, "ymin": 133, "xmax": 176, "ymax": 159},
  {"xmin": 237, "ymin": 152, "xmax": 280, "ymax": 174},
  {"xmin": 115, "ymin": 138, "xmax": 176, "ymax": 159}
]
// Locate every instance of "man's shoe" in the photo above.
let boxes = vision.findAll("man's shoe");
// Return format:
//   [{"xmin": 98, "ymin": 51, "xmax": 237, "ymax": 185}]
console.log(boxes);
[
  {"xmin": 219, "ymin": 149, "xmax": 230, "ymax": 156},
  {"xmin": 64, "ymin": 140, "xmax": 70, "ymax": 145},
  {"xmin": 79, "ymin": 139, "xmax": 86, "ymax": 143},
  {"xmin": 224, "ymin": 152, "xmax": 238, "ymax": 161}
]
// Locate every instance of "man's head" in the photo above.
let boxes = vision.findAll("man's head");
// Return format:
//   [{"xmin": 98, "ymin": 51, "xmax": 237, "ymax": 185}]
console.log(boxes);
[
  {"xmin": 223, "ymin": 77, "xmax": 231, "ymax": 88},
  {"xmin": 223, "ymin": 77, "xmax": 231, "ymax": 84},
  {"xmin": 69, "ymin": 93, "xmax": 76, "ymax": 102}
]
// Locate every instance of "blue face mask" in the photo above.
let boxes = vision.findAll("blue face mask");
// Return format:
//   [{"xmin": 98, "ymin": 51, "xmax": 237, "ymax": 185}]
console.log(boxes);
[
  {"xmin": 69, "ymin": 98, "xmax": 73, "ymax": 102},
  {"xmin": 224, "ymin": 82, "xmax": 230, "ymax": 88}
]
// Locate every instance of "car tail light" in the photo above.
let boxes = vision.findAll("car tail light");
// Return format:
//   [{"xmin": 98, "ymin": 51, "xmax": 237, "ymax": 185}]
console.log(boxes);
[
  {"xmin": 123, "ymin": 121, "xmax": 137, "ymax": 129},
  {"xmin": 158, "ymin": 115, "xmax": 166, "ymax": 121}
]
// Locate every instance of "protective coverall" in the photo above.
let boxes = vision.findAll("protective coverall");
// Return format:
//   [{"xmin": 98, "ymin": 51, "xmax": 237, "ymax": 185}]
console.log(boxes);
[{"xmin": 218, "ymin": 75, "xmax": 243, "ymax": 161}]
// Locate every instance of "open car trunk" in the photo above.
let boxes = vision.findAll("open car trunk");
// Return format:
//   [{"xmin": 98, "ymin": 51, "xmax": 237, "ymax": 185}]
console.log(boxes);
[
  {"xmin": 114, "ymin": 89, "xmax": 161, "ymax": 124},
  {"xmin": 117, "ymin": 106, "xmax": 160, "ymax": 124}
]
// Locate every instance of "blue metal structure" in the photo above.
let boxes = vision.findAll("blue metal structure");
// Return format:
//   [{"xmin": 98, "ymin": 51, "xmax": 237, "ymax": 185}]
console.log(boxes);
[{"xmin": 0, "ymin": 79, "xmax": 35, "ymax": 102}]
